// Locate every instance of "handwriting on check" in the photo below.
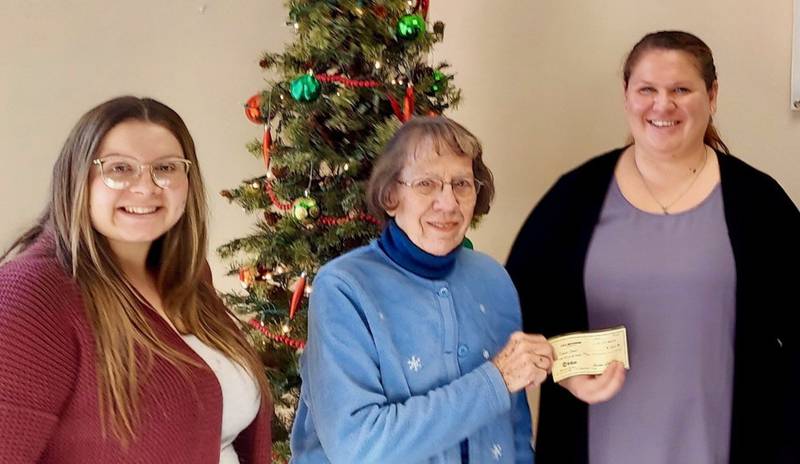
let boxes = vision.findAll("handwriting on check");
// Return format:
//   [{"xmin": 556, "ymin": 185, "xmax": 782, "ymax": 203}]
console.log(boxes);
[{"xmin": 548, "ymin": 326, "xmax": 630, "ymax": 382}]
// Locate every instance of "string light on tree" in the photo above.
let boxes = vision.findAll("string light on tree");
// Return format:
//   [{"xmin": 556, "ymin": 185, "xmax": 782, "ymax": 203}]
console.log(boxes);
[{"xmin": 353, "ymin": 0, "xmax": 365, "ymax": 17}]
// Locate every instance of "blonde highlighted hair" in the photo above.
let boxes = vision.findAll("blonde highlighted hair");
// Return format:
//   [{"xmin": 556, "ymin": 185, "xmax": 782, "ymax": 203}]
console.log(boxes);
[{"xmin": 2, "ymin": 96, "xmax": 270, "ymax": 444}]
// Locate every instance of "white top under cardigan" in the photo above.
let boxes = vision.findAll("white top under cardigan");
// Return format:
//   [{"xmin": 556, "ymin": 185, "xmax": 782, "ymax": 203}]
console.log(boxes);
[{"xmin": 182, "ymin": 335, "xmax": 261, "ymax": 464}]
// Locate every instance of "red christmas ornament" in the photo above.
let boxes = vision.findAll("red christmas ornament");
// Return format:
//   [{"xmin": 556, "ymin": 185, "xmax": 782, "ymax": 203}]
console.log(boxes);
[
  {"xmin": 387, "ymin": 93, "xmax": 403, "ymax": 121},
  {"xmin": 388, "ymin": 86, "xmax": 417, "ymax": 123},
  {"xmin": 421, "ymin": 0, "xmax": 430, "ymax": 18},
  {"xmin": 262, "ymin": 126, "xmax": 273, "ymax": 169},
  {"xmin": 403, "ymin": 85, "xmax": 415, "ymax": 121},
  {"xmin": 414, "ymin": 0, "xmax": 430, "ymax": 19},
  {"xmin": 289, "ymin": 272, "xmax": 307, "ymax": 320},
  {"xmin": 238, "ymin": 266, "xmax": 257, "ymax": 288},
  {"xmin": 245, "ymin": 94, "xmax": 263, "ymax": 124}
]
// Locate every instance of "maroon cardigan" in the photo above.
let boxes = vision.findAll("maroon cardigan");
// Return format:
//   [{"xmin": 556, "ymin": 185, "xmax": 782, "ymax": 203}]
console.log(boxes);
[{"xmin": 0, "ymin": 235, "xmax": 272, "ymax": 463}]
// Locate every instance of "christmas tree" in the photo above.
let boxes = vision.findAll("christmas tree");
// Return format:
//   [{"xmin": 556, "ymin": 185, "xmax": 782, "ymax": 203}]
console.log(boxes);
[{"xmin": 217, "ymin": 1, "xmax": 461, "ymax": 460}]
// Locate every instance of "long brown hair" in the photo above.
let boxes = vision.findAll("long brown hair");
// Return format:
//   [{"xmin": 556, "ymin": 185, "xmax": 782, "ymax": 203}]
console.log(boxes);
[
  {"xmin": 2, "ymin": 96, "xmax": 270, "ymax": 444},
  {"xmin": 623, "ymin": 30, "xmax": 730, "ymax": 154}
]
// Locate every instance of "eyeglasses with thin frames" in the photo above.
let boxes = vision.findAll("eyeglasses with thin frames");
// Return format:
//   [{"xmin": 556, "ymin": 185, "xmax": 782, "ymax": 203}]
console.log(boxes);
[
  {"xmin": 93, "ymin": 155, "xmax": 192, "ymax": 190},
  {"xmin": 396, "ymin": 177, "xmax": 483, "ymax": 200}
]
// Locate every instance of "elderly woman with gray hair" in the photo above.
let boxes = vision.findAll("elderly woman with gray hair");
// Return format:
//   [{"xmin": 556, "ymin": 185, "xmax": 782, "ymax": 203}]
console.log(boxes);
[{"xmin": 290, "ymin": 116, "xmax": 552, "ymax": 463}]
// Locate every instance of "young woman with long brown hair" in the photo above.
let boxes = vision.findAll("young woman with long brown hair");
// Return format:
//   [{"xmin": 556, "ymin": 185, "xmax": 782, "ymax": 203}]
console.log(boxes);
[{"xmin": 0, "ymin": 96, "xmax": 272, "ymax": 463}]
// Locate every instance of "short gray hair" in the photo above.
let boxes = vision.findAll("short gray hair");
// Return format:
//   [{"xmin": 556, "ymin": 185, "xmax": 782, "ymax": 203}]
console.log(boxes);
[{"xmin": 366, "ymin": 116, "xmax": 495, "ymax": 222}]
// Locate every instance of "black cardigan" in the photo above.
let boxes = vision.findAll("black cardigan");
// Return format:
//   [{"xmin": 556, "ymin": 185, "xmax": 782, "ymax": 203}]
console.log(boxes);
[{"xmin": 506, "ymin": 148, "xmax": 799, "ymax": 464}]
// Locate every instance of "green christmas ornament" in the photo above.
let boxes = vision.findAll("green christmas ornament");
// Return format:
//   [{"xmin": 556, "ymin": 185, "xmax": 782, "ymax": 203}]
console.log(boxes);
[
  {"xmin": 396, "ymin": 14, "xmax": 425, "ymax": 41},
  {"xmin": 292, "ymin": 196, "xmax": 320, "ymax": 223},
  {"xmin": 427, "ymin": 70, "xmax": 448, "ymax": 95},
  {"xmin": 462, "ymin": 237, "xmax": 473, "ymax": 249},
  {"xmin": 290, "ymin": 74, "xmax": 322, "ymax": 102}
]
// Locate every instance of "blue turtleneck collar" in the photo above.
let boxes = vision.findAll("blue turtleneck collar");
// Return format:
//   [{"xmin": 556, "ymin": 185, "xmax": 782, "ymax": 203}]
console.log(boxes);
[{"xmin": 377, "ymin": 219, "xmax": 460, "ymax": 280}]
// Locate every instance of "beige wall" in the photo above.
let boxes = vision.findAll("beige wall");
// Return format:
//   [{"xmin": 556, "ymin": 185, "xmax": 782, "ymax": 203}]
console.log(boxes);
[
  {"xmin": 431, "ymin": 0, "xmax": 800, "ymax": 260},
  {"xmin": 2, "ymin": 0, "xmax": 798, "ymax": 291},
  {"xmin": 0, "ymin": 0, "xmax": 288, "ymax": 290}
]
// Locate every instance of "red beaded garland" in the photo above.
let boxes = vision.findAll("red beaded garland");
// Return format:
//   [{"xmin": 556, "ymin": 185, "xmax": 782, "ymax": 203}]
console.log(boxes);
[
  {"xmin": 264, "ymin": 180, "xmax": 293, "ymax": 211},
  {"xmin": 249, "ymin": 319, "xmax": 306, "ymax": 349},
  {"xmin": 319, "ymin": 212, "xmax": 380, "ymax": 226},
  {"xmin": 314, "ymin": 74, "xmax": 381, "ymax": 88}
]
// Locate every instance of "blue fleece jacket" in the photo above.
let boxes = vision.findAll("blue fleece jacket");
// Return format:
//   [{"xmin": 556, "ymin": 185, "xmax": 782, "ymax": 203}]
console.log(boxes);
[{"xmin": 290, "ymin": 224, "xmax": 534, "ymax": 463}]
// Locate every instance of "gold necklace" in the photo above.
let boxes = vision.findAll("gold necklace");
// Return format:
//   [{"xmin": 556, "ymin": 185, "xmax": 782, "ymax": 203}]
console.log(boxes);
[{"xmin": 633, "ymin": 147, "xmax": 709, "ymax": 215}]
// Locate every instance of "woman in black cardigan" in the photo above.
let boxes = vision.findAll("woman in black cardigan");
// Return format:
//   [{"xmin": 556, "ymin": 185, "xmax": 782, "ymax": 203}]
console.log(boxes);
[{"xmin": 507, "ymin": 31, "xmax": 799, "ymax": 464}]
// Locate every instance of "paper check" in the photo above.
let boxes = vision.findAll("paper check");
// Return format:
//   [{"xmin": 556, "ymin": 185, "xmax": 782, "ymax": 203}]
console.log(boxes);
[{"xmin": 548, "ymin": 326, "xmax": 630, "ymax": 382}]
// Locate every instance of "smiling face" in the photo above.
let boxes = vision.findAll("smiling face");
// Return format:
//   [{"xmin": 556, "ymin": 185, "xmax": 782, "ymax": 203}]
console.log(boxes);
[
  {"xmin": 88, "ymin": 119, "xmax": 189, "ymax": 256},
  {"xmin": 624, "ymin": 49, "xmax": 717, "ymax": 156},
  {"xmin": 387, "ymin": 148, "xmax": 476, "ymax": 256}
]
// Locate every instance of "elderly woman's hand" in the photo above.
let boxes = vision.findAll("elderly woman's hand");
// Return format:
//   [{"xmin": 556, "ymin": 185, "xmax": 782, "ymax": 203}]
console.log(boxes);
[
  {"xmin": 491, "ymin": 331, "xmax": 554, "ymax": 393},
  {"xmin": 558, "ymin": 361, "xmax": 626, "ymax": 404}
]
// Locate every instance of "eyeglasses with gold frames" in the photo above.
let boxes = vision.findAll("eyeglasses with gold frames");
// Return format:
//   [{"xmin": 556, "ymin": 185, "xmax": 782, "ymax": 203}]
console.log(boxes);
[{"xmin": 93, "ymin": 155, "xmax": 192, "ymax": 190}]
